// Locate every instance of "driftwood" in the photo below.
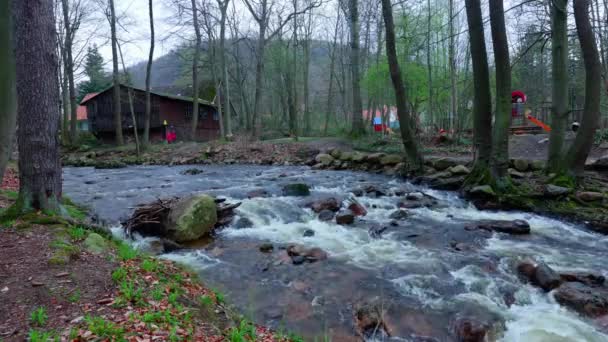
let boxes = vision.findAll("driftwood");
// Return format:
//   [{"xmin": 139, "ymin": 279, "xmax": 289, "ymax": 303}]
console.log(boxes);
[{"xmin": 122, "ymin": 196, "xmax": 241, "ymax": 239}]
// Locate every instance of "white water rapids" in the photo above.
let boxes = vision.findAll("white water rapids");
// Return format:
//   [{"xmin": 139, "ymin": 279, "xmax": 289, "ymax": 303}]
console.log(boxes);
[{"xmin": 63, "ymin": 165, "xmax": 608, "ymax": 341}]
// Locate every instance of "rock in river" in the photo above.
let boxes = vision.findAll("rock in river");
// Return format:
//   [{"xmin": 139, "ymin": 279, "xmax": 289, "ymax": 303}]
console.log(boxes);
[
  {"xmin": 389, "ymin": 209, "xmax": 409, "ymax": 220},
  {"xmin": 553, "ymin": 282, "xmax": 608, "ymax": 317},
  {"xmin": 318, "ymin": 209, "xmax": 335, "ymax": 222},
  {"xmin": 517, "ymin": 261, "xmax": 561, "ymax": 292},
  {"xmin": 282, "ymin": 183, "xmax": 311, "ymax": 196},
  {"xmin": 335, "ymin": 210, "xmax": 355, "ymax": 225},
  {"xmin": 451, "ymin": 317, "xmax": 488, "ymax": 342},
  {"xmin": 166, "ymin": 195, "xmax": 218, "ymax": 243},
  {"xmin": 310, "ymin": 197, "xmax": 341, "ymax": 213},
  {"xmin": 466, "ymin": 219, "xmax": 531, "ymax": 235}
]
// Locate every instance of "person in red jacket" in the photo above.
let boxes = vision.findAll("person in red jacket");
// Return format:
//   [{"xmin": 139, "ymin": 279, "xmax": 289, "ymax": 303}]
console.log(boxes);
[{"xmin": 166, "ymin": 126, "xmax": 177, "ymax": 144}]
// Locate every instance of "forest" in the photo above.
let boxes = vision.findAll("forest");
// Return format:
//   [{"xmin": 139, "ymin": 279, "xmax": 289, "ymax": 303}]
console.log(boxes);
[{"xmin": 1, "ymin": 0, "xmax": 608, "ymax": 341}]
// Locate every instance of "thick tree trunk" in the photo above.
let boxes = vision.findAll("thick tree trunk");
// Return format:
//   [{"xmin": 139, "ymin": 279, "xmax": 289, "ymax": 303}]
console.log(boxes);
[
  {"xmin": 348, "ymin": 0, "xmax": 365, "ymax": 136},
  {"xmin": 109, "ymin": 0, "xmax": 123, "ymax": 145},
  {"xmin": 547, "ymin": 0, "xmax": 569, "ymax": 171},
  {"xmin": 0, "ymin": 1, "xmax": 17, "ymax": 183},
  {"xmin": 144, "ymin": 0, "xmax": 155, "ymax": 145},
  {"xmin": 380, "ymin": 0, "xmax": 424, "ymax": 172},
  {"xmin": 190, "ymin": 0, "xmax": 201, "ymax": 140},
  {"xmin": 13, "ymin": 0, "xmax": 62, "ymax": 212},
  {"xmin": 464, "ymin": 0, "xmax": 492, "ymax": 174},
  {"xmin": 61, "ymin": 0, "xmax": 78, "ymax": 143},
  {"xmin": 489, "ymin": 0, "xmax": 511, "ymax": 186},
  {"xmin": 565, "ymin": 0, "xmax": 601, "ymax": 175}
]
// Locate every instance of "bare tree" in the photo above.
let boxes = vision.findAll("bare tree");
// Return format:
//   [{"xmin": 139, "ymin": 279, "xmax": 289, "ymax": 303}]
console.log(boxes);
[
  {"xmin": 109, "ymin": 0, "xmax": 124, "ymax": 145},
  {"xmin": 217, "ymin": 0, "xmax": 232, "ymax": 138},
  {"xmin": 380, "ymin": 0, "xmax": 423, "ymax": 172},
  {"xmin": 346, "ymin": 0, "xmax": 365, "ymax": 136},
  {"xmin": 190, "ymin": 0, "xmax": 202, "ymax": 140},
  {"xmin": 13, "ymin": 0, "xmax": 62, "ymax": 212},
  {"xmin": 489, "ymin": 0, "xmax": 512, "ymax": 188},
  {"xmin": 61, "ymin": 0, "xmax": 78, "ymax": 143},
  {"xmin": 144, "ymin": 0, "xmax": 155, "ymax": 145},
  {"xmin": 563, "ymin": 0, "xmax": 602, "ymax": 175},
  {"xmin": 464, "ymin": 0, "xmax": 492, "ymax": 182},
  {"xmin": 0, "ymin": 0, "xmax": 17, "ymax": 183}
]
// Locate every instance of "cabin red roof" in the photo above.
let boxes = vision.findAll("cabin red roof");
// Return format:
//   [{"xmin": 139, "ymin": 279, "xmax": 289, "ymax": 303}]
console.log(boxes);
[{"xmin": 76, "ymin": 93, "xmax": 99, "ymax": 121}]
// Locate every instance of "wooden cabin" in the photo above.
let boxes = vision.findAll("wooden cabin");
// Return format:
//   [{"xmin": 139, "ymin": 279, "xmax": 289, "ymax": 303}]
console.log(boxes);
[{"xmin": 80, "ymin": 84, "xmax": 220, "ymax": 142}]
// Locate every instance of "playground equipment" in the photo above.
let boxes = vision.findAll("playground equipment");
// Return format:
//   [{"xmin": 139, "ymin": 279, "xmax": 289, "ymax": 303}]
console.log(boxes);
[{"xmin": 510, "ymin": 90, "xmax": 552, "ymax": 134}]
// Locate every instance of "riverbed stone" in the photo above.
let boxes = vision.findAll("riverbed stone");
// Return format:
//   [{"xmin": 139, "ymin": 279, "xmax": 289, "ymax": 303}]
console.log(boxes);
[
  {"xmin": 351, "ymin": 152, "xmax": 366, "ymax": 162},
  {"xmin": 330, "ymin": 149, "xmax": 342, "ymax": 159},
  {"xmin": 311, "ymin": 198, "xmax": 341, "ymax": 213},
  {"xmin": 366, "ymin": 152, "xmax": 386, "ymax": 164},
  {"xmin": 469, "ymin": 185, "xmax": 496, "ymax": 198},
  {"xmin": 534, "ymin": 262, "xmax": 562, "ymax": 291},
  {"xmin": 508, "ymin": 168, "xmax": 526, "ymax": 179},
  {"xmin": 259, "ymin": 243, "xmax": 274, "ymax": 253},
  {"xmin": 577, "ymin": 191, "xmax": 604, "ymax": 202},
  {"xmin": 389, "ymin": 209, "xmax": 409, "ymax": 220},
  {"xmin": 430, "ymin": 176, "xmax": 465, "ymax": 191},
  {"xmin": 452, "ymin": 317, "xmax": 488, "ymax": 342},
  {"xmin": 348, "ymin": 201, "xmax": 367, "ymax": 216},
  {"xmin": 315, "ymin": 153, "xmax": 334, "ymax": 166},
  {"xmin": 589, "ymin": 154, "xmax": 608, "ymax": 170},
  {"xmin": 318, "ymin": 209, "xmax": 335, "ymax": 221},
  {"xmin": 380, "ymin": 154, "xmax": 403, "ymax": 165},
  {"xmin": 303, "ymin": 229, "xmax": 315, "ymax": 237},
  {"xmin": 339, "ymin": 151, "xmax": 354, "ymax": 161},
  {"xmin": 354, "ymin": 299, "xmax": 390, "ymax": 338},
  {"xmin": 167, "ymin": 195, "xmax": 218, "ymax": 242},
  {"xmin": 544, "ymin": 184, "xmax": 571, "ymax": 197},
  {"xmin": 282, "ymin": 183, "xmax": 311, "ymax": 196},
  {"xmin": 235, "ymin": 217, "xmax": 254, "ymax": 229},
  {"xmin": 336, "ymin": 210, "xmax": 355, "ymax": 225},
  {"xmin": 530, "ymin": 160, "xmax": 545, "ymax": 171},
  {"xmin": 449, "ymin": 165, "xmax": 470, "ymax": 175},
  {"xmin": 430, "ymin": 157, "xmax": 460, "ymax": 171},
  {"xmin": 554, "ymin": 282, "xmax": 608, "ymax": 317},
  {"xmin": 560, "ymin": 272, "xmax": 606, "ymax": 287},
  {"xmin": 466, "ymin": 219, "xmax": 530, "ymax": 235},
  {"xmin": 513, "ymin": 159, "xmax": 529, "ymax": 172}
]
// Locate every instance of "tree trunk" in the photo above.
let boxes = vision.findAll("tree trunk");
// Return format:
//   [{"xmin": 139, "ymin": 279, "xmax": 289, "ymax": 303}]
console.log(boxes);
[
  {"xmin": 219, "ymin": 0, "xmax": 232, "ymax": 138},
  {"xmin": 117, "ymin": 43, "xmax": 140, "ymax": 157},
  {"xmin": 109, "ymin": 0, "xmax": 124, "ymax": 145},
  {"xmin": 251, "ymin": 27, "xmax": 266, "ymax": 136},
  {"xmin": 547, "ymin": 0, "xmax": 569, "ymax": 171},
  {"xmin": 61, "ymin": 0, "xmax": 78, "ymax": 143},
  {"xmin": 348, "ymin": 0, "xmax": 365, "ymax": 136},
  {"xmin": 426, "ymin": 0, "xmax": 433, "ymax": 128},
  {"xmin": 0, "ymin": 1, "xmax": 16, "ymax": 183},
  {"xmin": 565, "ymin": 0, "xmax": 602, "ymax": 175},
  {"xmin": 380, "ymin": 0, "xmax": 424, "ymax": 172},
  {"xmin": 489, "ymin": 0, "xmax": 511, "ymax": 187},
  {"xmin": 448, "ymin": 0, "xmax": 457, "ymax": 131},
  {"xmin": 13, "ymin": 0, "xmax": 62, "ymax": 212},
  {"xmin": 144, "ymin": 0, "xmax": 155, "ymax": 145},
  {"xmin": 324, "ymin": 10, "xmax": 341, "ymax": 136},
  {"xmin": 190, "ymin": 0, "xmax": 201, "ymax": 140},
  {"xmin": 464, "ymin": 0, "xmax": 492, "ymax": 175}
]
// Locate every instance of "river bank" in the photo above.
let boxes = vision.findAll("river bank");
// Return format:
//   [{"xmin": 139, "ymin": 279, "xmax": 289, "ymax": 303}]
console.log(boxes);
[
  {"xmin": 0, "ymin": 188, "xmax": 298, "ymax": 341},
  {"xmin": 62, "ymin": 139, "xmax": 608, "ymax": 233}
]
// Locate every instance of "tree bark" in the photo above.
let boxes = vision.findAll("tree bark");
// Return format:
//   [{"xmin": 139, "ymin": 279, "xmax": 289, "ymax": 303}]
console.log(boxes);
[
  {"xmin": 190, "ymin": 0, "xmax": 201, "ymax": 140},
  {"xmin": 448, "ymin": 0, "xmax": 457, "ymax": 131},
  {"xmin": 109, "ymin": 0, "xmax": 123, "ymax": 145},
  {"xmin": 13, "ymin": 0, "xmax": 62, "ymax": 212},
  {"xmin": 61, "ymin": 0, "xmax": 78, "ymax": 144},
  {"xmin": 488, "ymin": 0, "xmax": 511, "ymax": 186},
  {"xmin": 144, "ymin": 0, "xmax": 155, "ymax": 145},
  {"xmin": 426, "ymin": 0, "xmax": 433, "ymax": 128},
  {"xmin": 324, "ymin": 9, "xmax": 342, "ymax": 136},
  {"xmin": 117, "ymin": 43, "xmax": 140, "ymax": 157},
  {"xmin": 547, "ymin": 0, "xmax": 569, "ymax": 171},
  {"xmin": 464, "ymin": 0, "xmax": 492, "ymax": 173},
  {"xmin": 348, "ymin": 0, "xmax": 365, "ymax": 136},
  {"xmin": 380, "ymin": 0, "xmax": 424, "ymax": 172},
  {"xmin": 218, "ymin": 0, "xmax": 232, "ymax": 138},
  {"xmin": 565, "ymin": 0, "xmax": 602, "ymax": 175},
  {"xmin": 0, "ymin": 0, "xmax": 16, "ymax": 183}
]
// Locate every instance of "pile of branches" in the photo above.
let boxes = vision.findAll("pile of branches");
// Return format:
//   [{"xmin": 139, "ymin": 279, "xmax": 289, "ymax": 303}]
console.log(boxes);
[
  {"xmin": 123, "ymin": 197, "xmax": 179, "ymax": 238},
  {"xmin": 122, "ymin": 197, "xmax": 241, "ymax": 239}
]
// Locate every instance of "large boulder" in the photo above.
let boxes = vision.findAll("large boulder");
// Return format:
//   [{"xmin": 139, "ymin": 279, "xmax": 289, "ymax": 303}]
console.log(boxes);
[
  {"xmin": 351, "ymin": 152, "xmax": 366, "ymax": 162},
  {"xmin": 554, "ymin": 282, "xmax": 608, "ymax": 317},
  {"xmin": 466, "ymin": 219, "xmax": 531, "ymax": 235},
  {"xmin": 339, "ymin": 151, "xmax": 354, "ymax": 161},
  {"xmin": 282, "ymin": 183, "xmax": 311, "ymax": 196},
  {"xmin": 449, "ymin": 165, "xmax": 470, "ymax": 175},
  {"xmin": 329, "ymin": 148, "xmax": 342, "ymax": 159},
  {"xmin": 84, "ymin": 233, "xmax": 108, "ymax": 254},
  {"xmin": 336, "ymin": 210, "xmax": 355, "ymax": 225},
  {"xmin": 589, "ymin": 154, "xmax": 608, "ymax": 170},
  {"xmin": 366, "ymin": 152, "xmax": 387, "ymax": 164},
  {"xmin": 577, "ymin": 191, "xmax": 604, "ymax": 202},
  {"xmin": 544, "ymin": 184, "xmax": 571, "ymax": 198},
  {"xmin": 512, "ymin": 159, "xmax": 529, "ymax": 172},
  {"xmin": 166, "ymin": 195, "xmax": 218, "ymax": 243},
  {"xmin": 430, "ymin": 157, "xmax": 460, "ymax": 171},
  {"xmin": 451, "ymin": 317, "xmax": 488, "ymax": 342}
]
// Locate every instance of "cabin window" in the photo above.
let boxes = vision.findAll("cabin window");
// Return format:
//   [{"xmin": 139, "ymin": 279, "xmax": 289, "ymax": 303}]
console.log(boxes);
[
  {"xmin": 213, "ymin": 111, "xmax": 219, "ymax": 121},
  {"xmin": 185, "ymin": 103, "xmax": 193, "ymax": 121},
  {"xmin": 185, "ymin": 103, "xmax": 208, "ymax": 121}
]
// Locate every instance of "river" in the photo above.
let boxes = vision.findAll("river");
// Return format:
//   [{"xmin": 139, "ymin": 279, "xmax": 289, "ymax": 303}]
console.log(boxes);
[{"xmin": 63, "ymin": 165, "xmax": 608, "ymax": 341}]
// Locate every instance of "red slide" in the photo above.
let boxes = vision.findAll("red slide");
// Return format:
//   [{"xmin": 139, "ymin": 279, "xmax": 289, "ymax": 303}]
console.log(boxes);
[{"xmin": 526, "ymin": 114, "xmax": 552, "ymax": 132}]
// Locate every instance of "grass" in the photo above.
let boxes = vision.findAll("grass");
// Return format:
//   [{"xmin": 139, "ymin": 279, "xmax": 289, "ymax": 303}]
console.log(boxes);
[
  {"xmin": 199, "ymin": 295, "xmax": 214, "ymax": 307},
  {"xmin": 85, "ymin": 316, "xmax": 125, "ymax": 340},
  {"xmin": 227, "ymin": 319, "xmax": 256, "ymax": 342},
  {"xmin": 117, "ymin": 242, "xmax": 138, "ymax": 261},
  {"xmin": 67, "ymin": 226, "xmax": 87, "ymax": 241},
  {"xmin": 118, "ymin": 280, "xmax": 144, "ymax": 306},
  {"xmin": 28, "ymin": 330, "xmax": 56, "ymax": 342},
  {"xmin": 141, "ymin": 258, "xmax": 160, "ymax": 273},
  {"xmin": 67, "ymin": 289, "xmax": 81, "ymax": 303},
  {"xmin": 111, "ymin": 267, "xmax": 127, "ymax": 283},
  {"xmin": 30, "ymin": 307, "xmax": 48, "ymax": 327}
]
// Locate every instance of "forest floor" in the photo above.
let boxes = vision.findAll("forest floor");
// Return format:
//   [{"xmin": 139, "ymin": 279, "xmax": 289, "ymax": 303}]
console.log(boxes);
[{"xmin": 0, "ymin": 181, "xmax": 296, "ymax": 342}]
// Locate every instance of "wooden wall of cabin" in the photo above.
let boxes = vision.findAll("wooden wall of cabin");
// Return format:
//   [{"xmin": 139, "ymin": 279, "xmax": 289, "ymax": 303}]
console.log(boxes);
[
  {"xmin": 87, "ymin": 87, "xmax": 161, "ymax": 133},
  {"xmin": 159, "ymin": 98, "xmax": 219, "ymax": 141}
]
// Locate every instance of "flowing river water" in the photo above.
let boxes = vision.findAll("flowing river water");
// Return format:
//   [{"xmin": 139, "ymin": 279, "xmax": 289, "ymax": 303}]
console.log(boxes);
[{"xmin": 63, "ymin": 165, "xmax": 608, "ymax": 341}]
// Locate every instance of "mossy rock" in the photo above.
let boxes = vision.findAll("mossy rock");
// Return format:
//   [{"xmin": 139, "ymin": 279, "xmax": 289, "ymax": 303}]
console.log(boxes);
[
  {"xmin": 84, "ymin": 233, "xmax": 108, "ymax": 254},
  {"xmin": 339, "ymin": 152, "xmax": 354, "ymax": 161},
  {"xmin": 315, "ymin": 154, "xmax": 334, "ymax": 166},
  {"xmin": 282, "ymin": 183, "xmax": 311, "ymax": 196},
  {"xmin": 380, "ymin": 154, "xmax": 403, "ymax": 165},
  {"xmin": 167, "ymin": 195, "xmax": 218, "ymax": 243},
  {"xmin": 351, "ymin": 152, "xmax": 366, "ymax": 162}
]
